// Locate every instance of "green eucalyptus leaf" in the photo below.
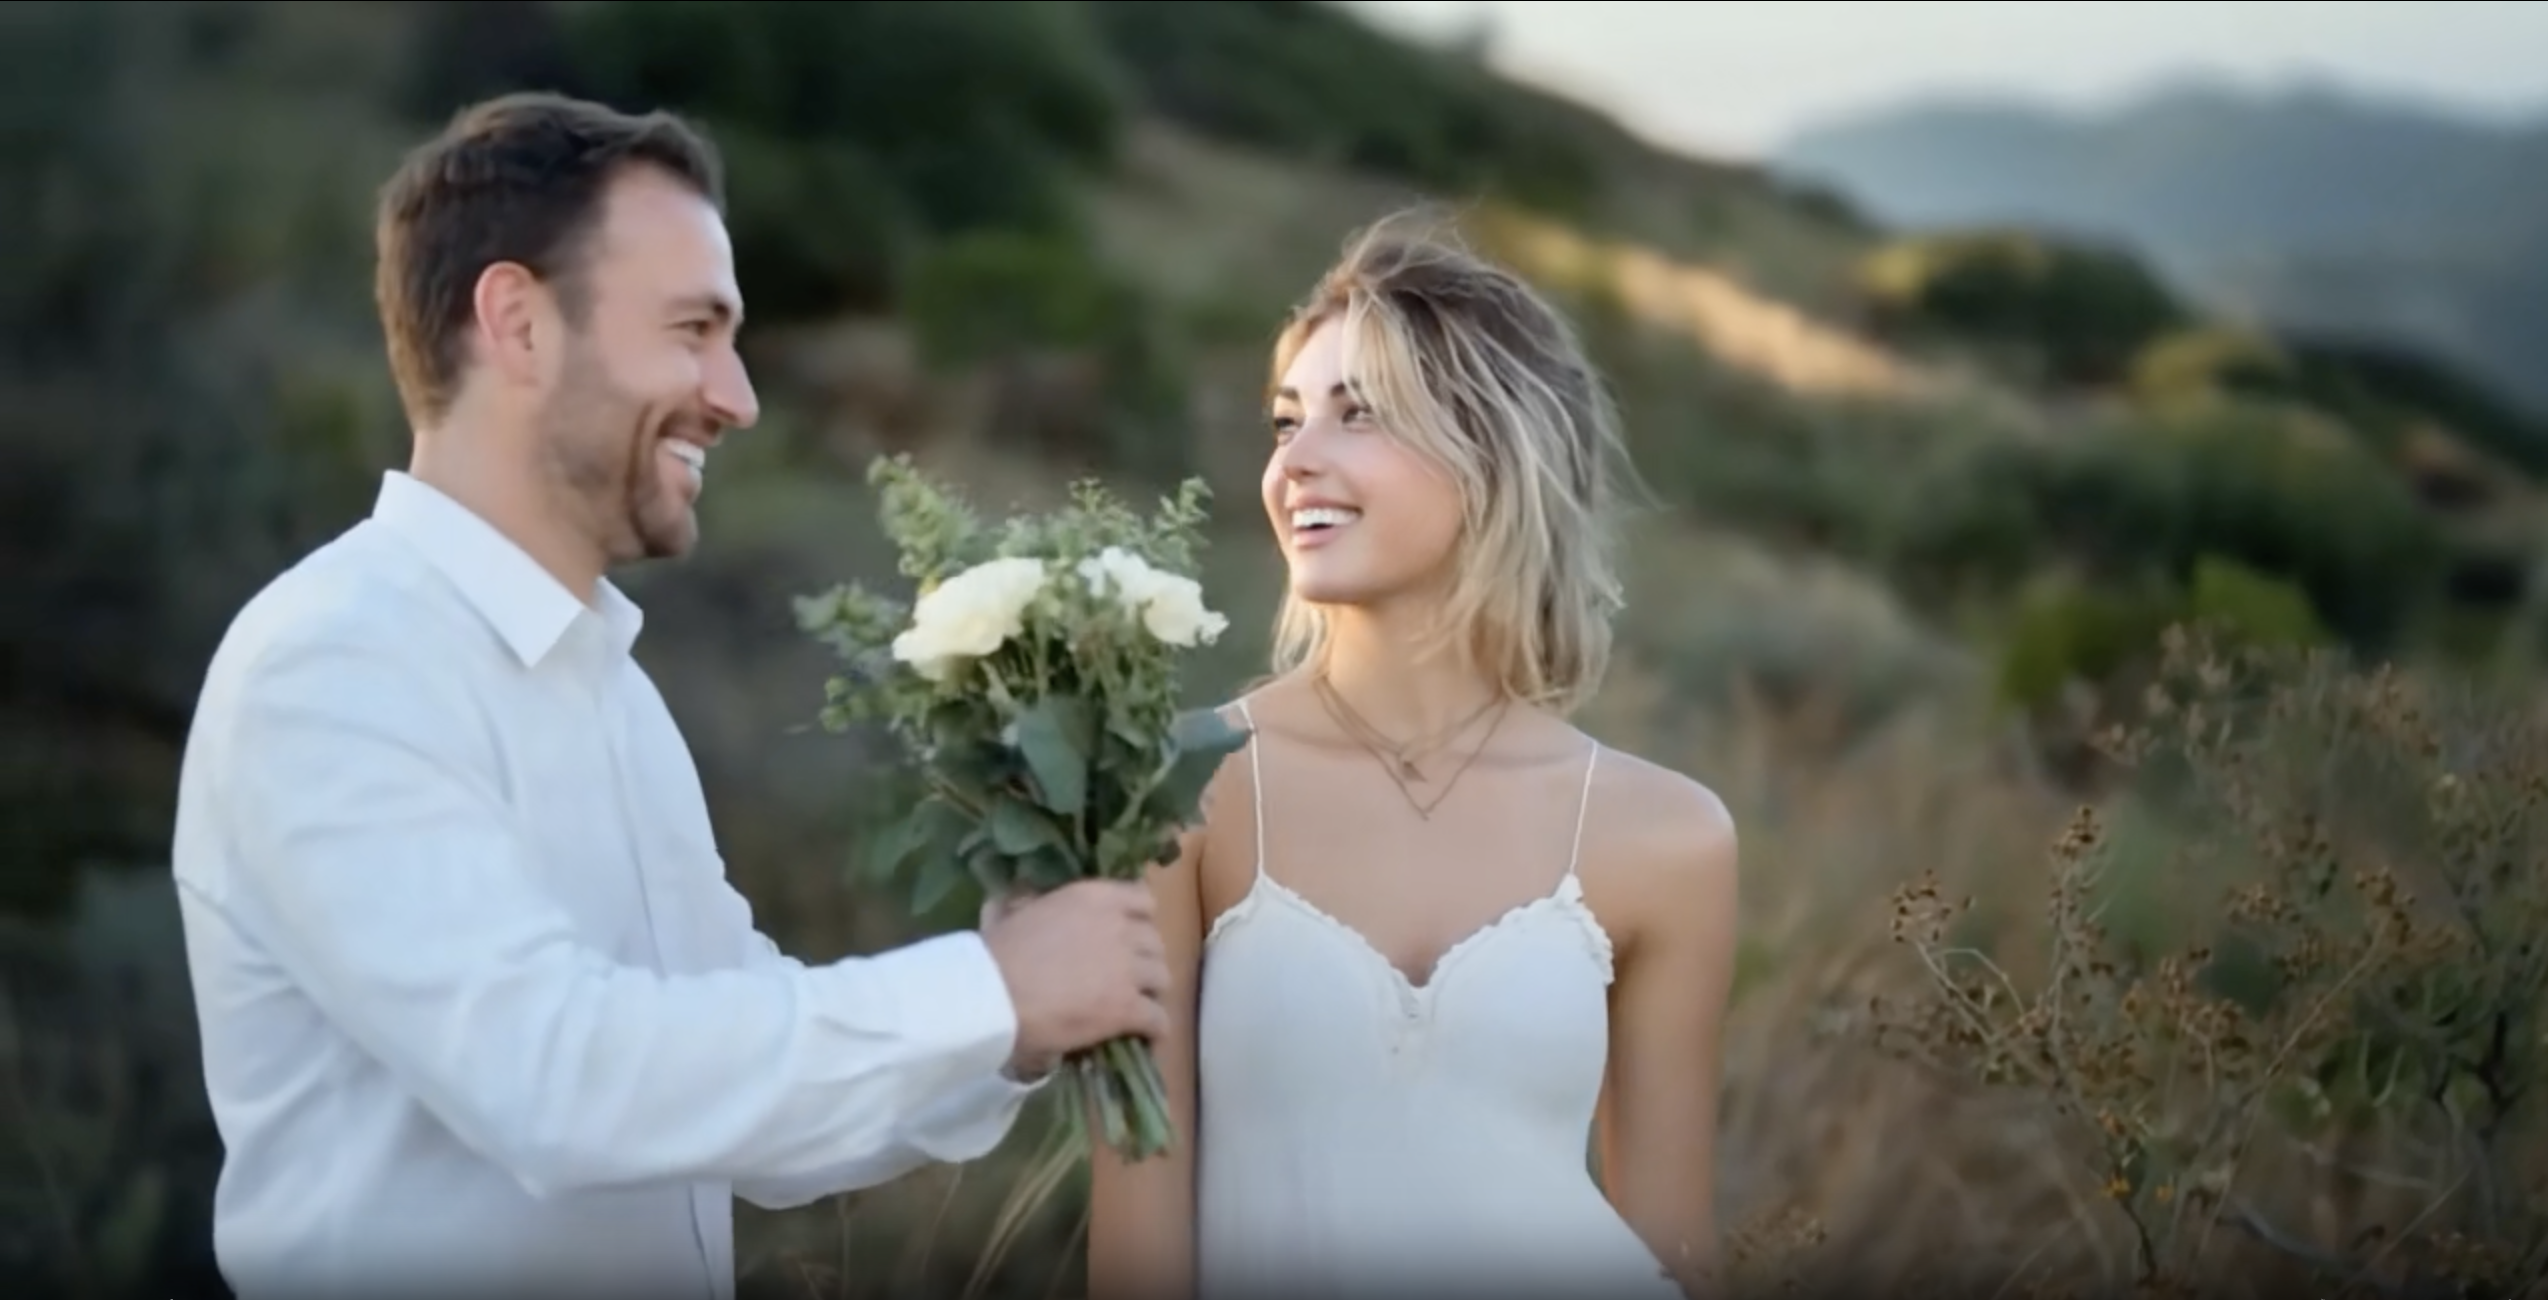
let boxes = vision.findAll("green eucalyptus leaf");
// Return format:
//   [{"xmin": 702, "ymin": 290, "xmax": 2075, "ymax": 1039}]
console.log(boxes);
[
  {"xmin": 862, "ymin": 802, "xmax": 935, "ymax": 885},
  {"xmin": 922, "ymin": 797, "xmax": 980, "ymax": 875},
  {"xmin": 1019, "ymin": 843, "xmax": 1085, "ymax": 892},
  {"xmin": 989, "ymin": 796, "xmax": 1069, "ymax": 857},
  {"xmin": 1012, "ymin": 694, "xmax": 1096, "ymax": 817},
  {"xmin": 964, "ymin": 836, "xmax": 1015, "ymax": 893},
  {"xmin": 912, "ymin": 858, "xmax": 964, "ymax": 915},
  {"xmin": 936, "ymin": 738, "xmax": 1009, "ymax": 807},
  {"xmin": 1148, "ymin": 742, "xmax": 1230, "ymax": 825},
  {"xmin": 1106, "ymin": 697, "xmax": 1158, "ymax": 752},
  {"xmin": 1172, "ymin": 706, "xmax": 1252, "ymax": 759}
]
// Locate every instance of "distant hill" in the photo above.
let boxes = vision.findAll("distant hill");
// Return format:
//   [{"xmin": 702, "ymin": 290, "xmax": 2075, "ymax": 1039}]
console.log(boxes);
[{"xmin": 1769, "ymin": 82, "xmax": 2548, "ymax": 415}]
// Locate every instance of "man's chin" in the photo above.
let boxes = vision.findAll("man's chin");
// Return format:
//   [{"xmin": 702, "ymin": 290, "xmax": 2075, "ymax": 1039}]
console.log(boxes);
[
  {"xmin": 641, "ymin": 523, "xmax": 699, "ymax": 562},
  {"xmin": 613, "ymin": 512, "xmax": 699, "ymax": 566}
]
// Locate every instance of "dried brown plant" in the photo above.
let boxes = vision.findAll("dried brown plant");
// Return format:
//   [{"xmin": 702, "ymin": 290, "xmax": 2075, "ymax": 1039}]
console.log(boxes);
[{"xmin": 1877, "ymin": 627, "xmax": 2548, "ymax": 1300}]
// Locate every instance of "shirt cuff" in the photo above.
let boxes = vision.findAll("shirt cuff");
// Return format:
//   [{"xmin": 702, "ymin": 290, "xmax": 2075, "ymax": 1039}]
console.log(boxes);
[{"xmin": 999, "ymin": 1060, "xmax": 1058, "ymax": 1092}]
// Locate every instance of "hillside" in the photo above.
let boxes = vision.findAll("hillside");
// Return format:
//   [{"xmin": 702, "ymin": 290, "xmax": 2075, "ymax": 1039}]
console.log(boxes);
[
  {"xmin": 14, "ymin": 5, "xmax": 2548, "ymax": 1298},
  {"xmin": 1770, "ymin": 81, "xmax": 2548, "ymax": 416}
]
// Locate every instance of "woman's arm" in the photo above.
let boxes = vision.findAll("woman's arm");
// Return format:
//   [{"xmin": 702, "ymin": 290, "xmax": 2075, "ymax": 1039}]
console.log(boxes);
[
  {"xmin": 1595, "ymin": 777, "xmax": 1741, "ymax": 1299},
  {"xmin": 1083, "ymin": 784, "xmax": 1218, "ymax": 1297}
]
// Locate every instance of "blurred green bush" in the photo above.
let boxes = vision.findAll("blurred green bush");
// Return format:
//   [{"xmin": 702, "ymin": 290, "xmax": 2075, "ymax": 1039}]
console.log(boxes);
[
  {"xmin": 1856, "ymin": 228, "xmax": 2190, "ymax": 386},
  {"xmin": 557, "ymin": 0, "xmax": 1126, "ymax": 317},
  {"xmin": 904, "ymin": 231, "xmax": 1195, "ymax": 482},
  {"xmin": 1082, "ymin": 0, "xmax": 1605, "ymax": 217},
  {"xmin": 1892, "ymin": 403, "xmax": 2450, "ymax": 653}
]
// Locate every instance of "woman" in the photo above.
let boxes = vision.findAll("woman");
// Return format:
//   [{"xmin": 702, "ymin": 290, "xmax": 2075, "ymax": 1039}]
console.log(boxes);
[{"xmin": 1085, "ymin": 214, "xmax": 1741, "ymax": 1300}]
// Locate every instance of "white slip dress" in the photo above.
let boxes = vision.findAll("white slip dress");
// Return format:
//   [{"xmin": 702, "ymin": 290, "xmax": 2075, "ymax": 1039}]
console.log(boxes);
[{"xmin": 1190, "ymin": 700, "xmax": 1683, "ymax": 1299}]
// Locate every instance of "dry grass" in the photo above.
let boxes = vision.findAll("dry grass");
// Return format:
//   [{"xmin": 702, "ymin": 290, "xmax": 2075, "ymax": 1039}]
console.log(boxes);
[
  {"xmin": 719, "ymin": 620, "xmax": 2548, "ymax": 1300},
  {"xmin": 724, "ymin": 644, "xmax": 2098, "ymax": 1300}
]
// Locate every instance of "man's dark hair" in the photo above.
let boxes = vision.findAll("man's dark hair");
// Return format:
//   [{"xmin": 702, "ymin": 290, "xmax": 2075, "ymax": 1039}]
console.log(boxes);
[{"xmin": 373, "ymin": 92, "xmax": 725, "ymax": 426}]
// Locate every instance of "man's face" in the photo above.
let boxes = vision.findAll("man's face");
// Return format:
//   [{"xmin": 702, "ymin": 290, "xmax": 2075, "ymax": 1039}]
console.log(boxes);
[{"xmin": 536, "ymin": 165, "xmax": 757, "ymax": 567}]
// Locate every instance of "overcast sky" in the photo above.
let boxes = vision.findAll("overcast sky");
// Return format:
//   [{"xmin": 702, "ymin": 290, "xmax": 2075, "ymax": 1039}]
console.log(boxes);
[{"xmin": 1345, "ymin": 1, "xmax": 2548, "ymax": 159}]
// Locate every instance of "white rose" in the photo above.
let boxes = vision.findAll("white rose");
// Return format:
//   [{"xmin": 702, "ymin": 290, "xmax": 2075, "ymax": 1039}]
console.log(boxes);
[
  {"xmin": 890, "ymin": 556, "xmax": 1050, "ymax": 682},
  {"xmin": 1073, "ymin": 546, "xmax": 1147, "ymax": 601},
  {"xmin": 1136, "ymin": 571, "xmax": 1227, "ymax": 647},
  {"xmin": 1075, "ymin": 546, "xmax": 1227, "ymax": 648}
]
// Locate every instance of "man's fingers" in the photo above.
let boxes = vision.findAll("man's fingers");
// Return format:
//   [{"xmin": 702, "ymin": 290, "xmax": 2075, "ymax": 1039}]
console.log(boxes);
[
  {"xmin": 1118, "ymin": 989, "xmax": 1170, "ymax": 1043},
  {"xmin": 979, "ymin": 894, "xmax": 1012, "ymax": 928},
  {"xmin": 1115, "ymin": 885, "xmax": 1157, "ymax": 920},
  {"xmin": 1133, "ymin": 954, "xmax": 1171, "ymax": 998}
]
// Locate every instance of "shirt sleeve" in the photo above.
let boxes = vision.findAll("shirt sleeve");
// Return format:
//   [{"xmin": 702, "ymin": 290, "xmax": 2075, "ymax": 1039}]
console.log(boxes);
[
  {"xmin": 213, "ymin": 629, "xmax": 1029, "ymax": 1201},
  {"xmin": 724, "ymin": 924, "xmax": 1049, "ymax": 1209}
]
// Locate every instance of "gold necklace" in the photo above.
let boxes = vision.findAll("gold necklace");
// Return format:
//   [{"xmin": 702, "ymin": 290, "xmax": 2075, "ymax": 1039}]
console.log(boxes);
[
  {"xmin": 1314, "ymin": 679, "xmax": 1513, "ymax": 820},
  {"xmin": 1310, "ymin": 674, "xmax": 1499, "ymax": 783}
]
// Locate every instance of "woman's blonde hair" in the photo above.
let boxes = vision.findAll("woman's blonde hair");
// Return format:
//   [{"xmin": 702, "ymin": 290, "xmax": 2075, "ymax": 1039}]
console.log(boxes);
[{"xmin": 1266, "ymin": 211, "xmax": 1632, "ymax": 716}]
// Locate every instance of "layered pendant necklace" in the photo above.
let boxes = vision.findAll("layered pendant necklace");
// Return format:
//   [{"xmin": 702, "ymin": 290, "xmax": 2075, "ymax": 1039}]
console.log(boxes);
[{"xmin": 1311, "ymin": 673, "xmax": 1511, "ymax": 820}]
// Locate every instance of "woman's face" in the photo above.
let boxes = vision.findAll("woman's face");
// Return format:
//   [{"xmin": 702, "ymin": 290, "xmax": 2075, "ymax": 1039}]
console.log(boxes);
[{"xmin": 1261, "ymin": 318, "xmax": 1465, "ymax": 612}]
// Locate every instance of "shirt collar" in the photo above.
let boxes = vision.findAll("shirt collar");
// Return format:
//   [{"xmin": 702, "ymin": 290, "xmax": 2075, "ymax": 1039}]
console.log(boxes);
[{"xmin": 369, "ymin": 471, "xmax": 645, "ymax": 668}]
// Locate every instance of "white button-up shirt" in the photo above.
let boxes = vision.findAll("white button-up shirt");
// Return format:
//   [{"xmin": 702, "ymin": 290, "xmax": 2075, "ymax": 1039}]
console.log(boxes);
[{"xmin": 172, "ymin": 472, "xmax": 1037, "ymax": 1300}]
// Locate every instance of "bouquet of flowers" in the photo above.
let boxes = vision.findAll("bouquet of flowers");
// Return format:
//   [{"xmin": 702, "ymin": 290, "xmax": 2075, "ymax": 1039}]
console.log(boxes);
[{"xmin": 793, "ymin": 454, "xmax": 1250, "ymax": 1163}]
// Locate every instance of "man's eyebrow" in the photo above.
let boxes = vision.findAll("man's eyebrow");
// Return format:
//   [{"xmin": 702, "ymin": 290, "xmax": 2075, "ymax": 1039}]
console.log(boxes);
[{"xmin": 673, "ymin": 293, "xmax": 742, "ymax": 325}]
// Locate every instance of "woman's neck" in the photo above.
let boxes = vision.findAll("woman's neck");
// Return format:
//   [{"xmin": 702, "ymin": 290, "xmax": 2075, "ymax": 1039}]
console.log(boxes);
[{"xmin": 1312, "ymin": 606, "xmax": 1502, "ymax": 743}]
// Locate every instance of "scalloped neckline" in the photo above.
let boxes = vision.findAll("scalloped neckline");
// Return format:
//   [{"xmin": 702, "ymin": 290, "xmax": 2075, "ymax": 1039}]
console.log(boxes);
[{"xmin": 1215, "ymin": 870, "xmax": 1609, "ymax": 1000}]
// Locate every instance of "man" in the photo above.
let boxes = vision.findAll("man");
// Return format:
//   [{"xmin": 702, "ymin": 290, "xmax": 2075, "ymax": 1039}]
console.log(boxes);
[{"xmin": 169, "ymin": 92, "xmax": 1172, "ymax": 1300}]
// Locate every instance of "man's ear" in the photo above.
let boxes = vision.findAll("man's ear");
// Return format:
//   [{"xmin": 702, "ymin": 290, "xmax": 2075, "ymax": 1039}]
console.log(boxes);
[{"xmin": 470, "ymin": 261, "xmax": 551, "ymax": 390}]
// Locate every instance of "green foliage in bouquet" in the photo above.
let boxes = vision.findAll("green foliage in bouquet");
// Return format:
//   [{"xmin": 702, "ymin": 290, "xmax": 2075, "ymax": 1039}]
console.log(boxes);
[{"xmin": 794, "ymin": 455, "xmax": 1251, "ymax": 1161}]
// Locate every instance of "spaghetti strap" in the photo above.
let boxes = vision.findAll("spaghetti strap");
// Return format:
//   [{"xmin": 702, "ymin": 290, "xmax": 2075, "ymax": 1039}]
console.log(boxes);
[
  {"xmin": 1234, "ymin": 698, "xmax": 1268, "ymax": 884},
  {"xmin": 1561, "ymin": 741, "xmax": 1600, "ymax": 881}
]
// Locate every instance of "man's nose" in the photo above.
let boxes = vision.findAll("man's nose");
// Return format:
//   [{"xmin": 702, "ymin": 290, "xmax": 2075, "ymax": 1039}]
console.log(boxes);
[{"xmin": 706, "ymin": 347, "xmax": 759, "ymax": 431}]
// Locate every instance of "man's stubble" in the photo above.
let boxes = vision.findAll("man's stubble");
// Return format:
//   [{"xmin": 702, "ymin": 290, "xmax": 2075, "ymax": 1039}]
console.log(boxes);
[{"xmin": 538, "ymin": 339, "xmax": 692, "ymax": 568}]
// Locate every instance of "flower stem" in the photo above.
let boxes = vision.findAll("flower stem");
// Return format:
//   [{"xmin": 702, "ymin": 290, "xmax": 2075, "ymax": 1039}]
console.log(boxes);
[{"xmin": 1087, "ymin": 1035, "xmax": 1174, "ymax": 1162}]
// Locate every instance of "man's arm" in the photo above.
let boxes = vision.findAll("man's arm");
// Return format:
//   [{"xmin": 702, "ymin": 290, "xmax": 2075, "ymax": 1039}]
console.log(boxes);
[
  {"xmin": 729, "ymin": 1066, "xmax": 1045, "ymax": 1209},
  {"xmin": 721, "ymin": 921, "xmax": 1049, "ymax": 1210},
  {"xmin": 212, "ymin": 631, "xmax": 1024, "ymax": 1201}
]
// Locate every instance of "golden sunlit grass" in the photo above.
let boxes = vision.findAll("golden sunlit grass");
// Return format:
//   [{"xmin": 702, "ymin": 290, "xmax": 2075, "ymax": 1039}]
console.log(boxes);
[{"xmin": 1478, "ymin": 213, "xmax": 1933, "ymax": 402}]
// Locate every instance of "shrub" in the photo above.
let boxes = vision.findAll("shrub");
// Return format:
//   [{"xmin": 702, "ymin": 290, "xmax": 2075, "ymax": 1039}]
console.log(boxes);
[
  {"xmin": 1893, "ymin": 405, "xmax": 2451, "ymax": 653},
  {"xmin": 2130, "ymin": 326, "xmax": 2548, "ymax": 489},
  {"xmin": 702, "ymin": 124, "xmax": 914, "ymax": 319},
  {"xmin": 1995, "ymin": 559, "xmax": 2330, "ymax": 716},
  {"xmin": 903, "ymin": 232, "xmax": 1192, "ymax": 482},
  {"xmin": 1857, "ymin": 229, "xmax": 2189, "ymax": 387},
  {"xmin": 1882, "ymin": 630, "xmax": 2548, "ymax": 1297},
  {"xmin": 400, "ymin": 0, "xmax": 581, "ymax": 124},
  {"xmin": 1082, "ymin": 0, "xmax": 1603, "ymax": 216},
  {"xmin": 563, "ymin": 0, "xmax": 1127, "ymax": 322},
  {"xmin": 2279, "ymin": 334, "xmax": 2548, "ymax": 481},
  {"xmin": 1993, "ymin": 574, "xmax": 2183, "ymax": 717},
  {"xmin": 905, "ymin": 234, "xmax": 1145, "ymax": 368},
  {"xmin": 2129, "ymin": 326, "xmax": 2302, "ymax": 409}
]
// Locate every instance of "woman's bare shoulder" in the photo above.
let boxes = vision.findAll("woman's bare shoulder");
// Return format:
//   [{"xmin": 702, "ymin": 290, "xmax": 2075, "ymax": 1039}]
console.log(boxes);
[{"xmin": 1583, "ymin": 740, "xmax": 1739, "ymax": 916}]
